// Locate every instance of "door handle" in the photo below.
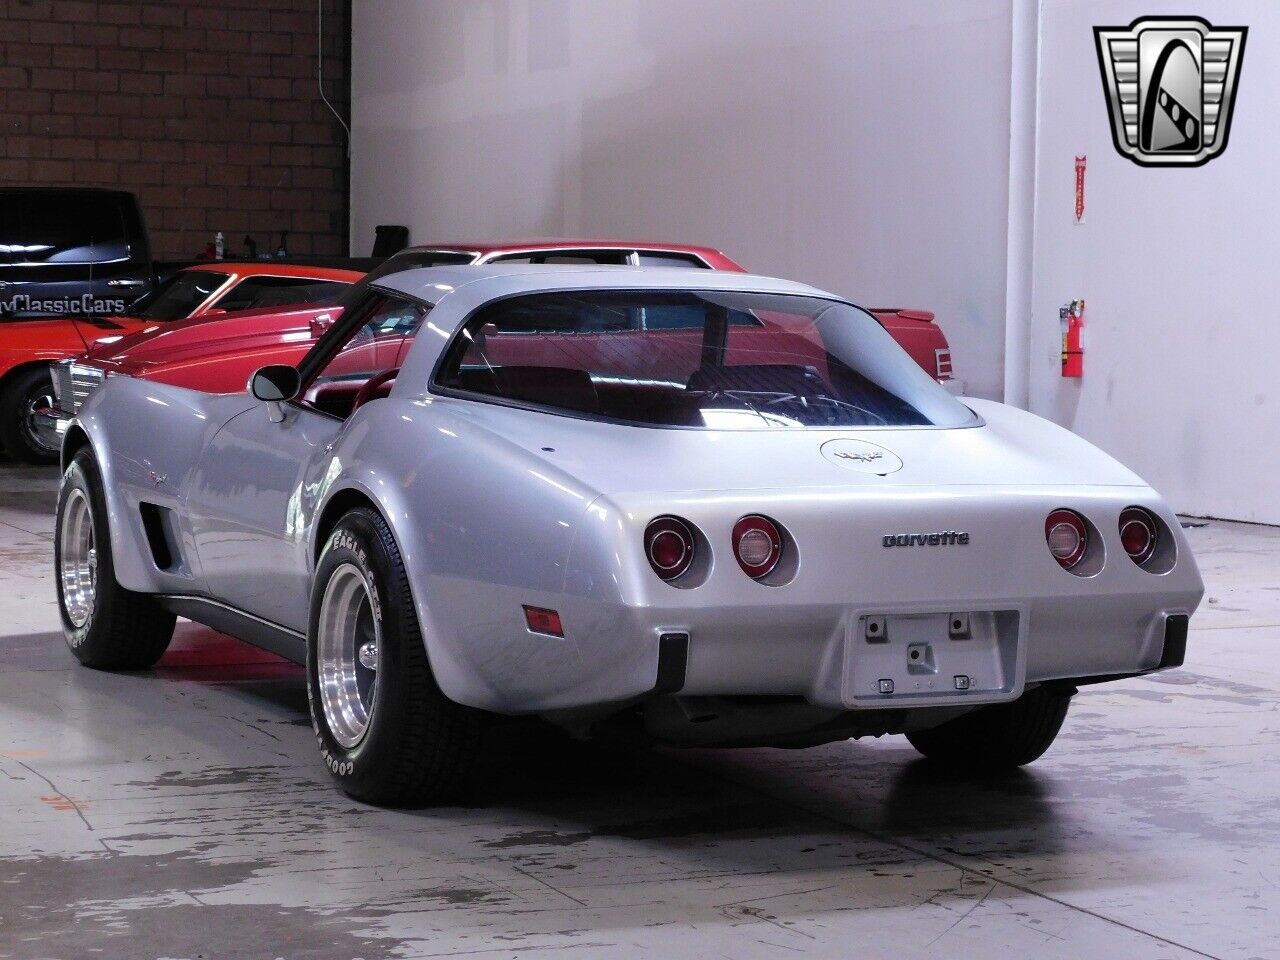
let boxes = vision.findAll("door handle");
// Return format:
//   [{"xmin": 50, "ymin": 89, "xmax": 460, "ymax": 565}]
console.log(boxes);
[{"xmin": 106, "ymin": 278, "xmax": 144, "ymax": 287}]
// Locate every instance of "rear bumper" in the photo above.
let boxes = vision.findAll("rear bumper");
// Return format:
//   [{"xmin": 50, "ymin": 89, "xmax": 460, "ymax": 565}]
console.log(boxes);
[
  {"xmin": 658, "ymin": 611, "xmax": 1192, "ymax": 695},
  {"xmin": 593, "ymin": 594, "xmax": 1194, "ymax": 711},
  {"xmin": 430, "ymin": 580, "xmax": 1199, "ymax": 716}
]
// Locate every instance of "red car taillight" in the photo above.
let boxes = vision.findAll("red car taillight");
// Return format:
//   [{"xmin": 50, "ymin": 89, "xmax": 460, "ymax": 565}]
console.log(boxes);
[
  {"xmin": 1119, "ymin": 507, "xmax": 1158, "ymax": 566},
  {"xmin": 732, "ymin": 515, "xmax": 783, "ymax": 579},
  {"xmin": 645, "ymin": 516, "xmax": 696, "ymax": 582},
  {"xmin": 1045, "ymin": 509, "xmax": 1088, "ymax": 569}
]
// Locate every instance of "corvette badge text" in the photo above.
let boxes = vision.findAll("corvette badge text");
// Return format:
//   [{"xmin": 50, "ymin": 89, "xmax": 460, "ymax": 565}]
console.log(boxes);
[
  {"xmin": 1094, "ymin": 16, "xmax": 1247, "ymax": 167},
  {"xmin": 883, "ymin": 531, "xmax": 970, "ymax": 548}
]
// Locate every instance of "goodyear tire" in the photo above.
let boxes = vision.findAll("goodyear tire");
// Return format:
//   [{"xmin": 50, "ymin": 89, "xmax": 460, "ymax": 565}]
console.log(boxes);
[
  {"xmin": 1, "ymin": 366, "xmax": 60, "ymax": 464},
  {"xmin": 307, "ymin": 507, "xmax": 486, "ymax": 806},
  {"xmin": 55, "ymin": 448, "xmax": 176, "ymax": 668},
  {"xmin": 906, "ymin": 685, "xmax": 1073, "ymax": 770}
]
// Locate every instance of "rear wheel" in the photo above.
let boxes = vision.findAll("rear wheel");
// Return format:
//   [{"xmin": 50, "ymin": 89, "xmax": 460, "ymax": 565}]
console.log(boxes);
[
  {"xmin": 307, "ymin": 507, "xmax": 486, "ymax": 806},
  {"xmin": 56, "ymin": 448, "xmax": 176, "ymax": 668},
  {"xmin": 906, "ymin": 685, "xmax": 1073, "ymax": 770},
  {"xmin": 1, "ymin": 366, "xmax": 60, "ymax": 464}
]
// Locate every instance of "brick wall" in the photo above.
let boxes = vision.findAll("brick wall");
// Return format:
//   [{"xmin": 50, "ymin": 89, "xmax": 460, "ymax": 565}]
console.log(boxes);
[{"xmin": 0, "ymin": 0, "xmax": 350, "ymax": 258}]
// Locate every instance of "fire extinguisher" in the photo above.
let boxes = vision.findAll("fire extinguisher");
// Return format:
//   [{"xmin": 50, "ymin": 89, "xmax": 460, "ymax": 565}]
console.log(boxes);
[{"xmin": 1060, "ymin": 299, "xmax": 1085, "ymax": 378}]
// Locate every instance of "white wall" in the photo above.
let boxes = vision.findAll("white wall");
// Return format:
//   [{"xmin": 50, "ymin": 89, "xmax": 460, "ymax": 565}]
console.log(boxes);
[
  {"xmin": 351, "ymin": 0, "xmax": 1279, "ymax": 522},
  {"xmin": 1028, "ymin": 1, "xmax": 1280, "ymax": 523},
  {"xmin": 352, "ymin": 0, "xmax": 1014, "ymax": 400}
]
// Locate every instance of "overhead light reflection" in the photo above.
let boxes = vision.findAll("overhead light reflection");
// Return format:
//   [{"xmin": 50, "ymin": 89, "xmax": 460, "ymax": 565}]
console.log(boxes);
[{"xmin": 529, "ymin": 470, "xmax": 584, "ymax": 499}]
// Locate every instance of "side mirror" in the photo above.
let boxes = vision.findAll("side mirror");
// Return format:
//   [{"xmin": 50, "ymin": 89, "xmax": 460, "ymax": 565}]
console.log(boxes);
[
  {"xmin": 309, "ymin": 313, "xmax": 334, "ymax": 339},
  {"xmin": 250, "ymin": 365, "xmax": 301, "ymax": 422},
  {"xmin": 200, "ymin": 308, "xmax": 228, "ymax": 318}
]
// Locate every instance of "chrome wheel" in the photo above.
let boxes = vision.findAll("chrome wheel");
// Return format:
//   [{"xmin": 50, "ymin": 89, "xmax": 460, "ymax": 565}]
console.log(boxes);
[
  {"xmin": 59, "ymin": 488, "xmax": 97, "ymax": 629},
  {"xmin": 21, "ymin": 381, "xmax": 60, "ymax": 455},
  {"xmin": 316, "ymin": 562, "xmax": 380, "ymax": 749}
]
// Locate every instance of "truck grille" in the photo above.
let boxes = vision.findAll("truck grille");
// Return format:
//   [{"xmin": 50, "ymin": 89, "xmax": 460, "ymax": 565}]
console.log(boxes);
[{"xmin": 54, "ymin": 362, "xmax": 105, "ymax": 415}]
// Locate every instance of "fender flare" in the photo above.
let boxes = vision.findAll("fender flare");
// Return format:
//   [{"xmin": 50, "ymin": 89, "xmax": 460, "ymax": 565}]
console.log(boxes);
[{"xmin": 308, "ymin": 476, "xmax": 457, "ymax": 684}]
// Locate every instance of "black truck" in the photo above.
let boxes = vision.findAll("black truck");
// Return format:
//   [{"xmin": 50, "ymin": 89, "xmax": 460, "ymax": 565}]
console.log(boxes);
[{"xmin": 0, "ymin": 187, "xmax": 186, "ymax": 318}]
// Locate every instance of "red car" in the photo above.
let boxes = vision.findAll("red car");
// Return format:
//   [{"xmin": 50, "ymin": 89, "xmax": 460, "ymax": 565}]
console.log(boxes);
[
  {"xmin": 1, "ymin": 261, "xmax": 363, "ymax": 462},
  {"xmin": 48, "ymin": 241, "xmax": 958, "ymax": 428}
]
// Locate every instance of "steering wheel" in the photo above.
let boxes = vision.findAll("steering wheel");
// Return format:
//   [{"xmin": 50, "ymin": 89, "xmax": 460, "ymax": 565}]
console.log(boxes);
[{"xmin": 351, "ymin": 367, "xmax": 399, "ymax": 413}]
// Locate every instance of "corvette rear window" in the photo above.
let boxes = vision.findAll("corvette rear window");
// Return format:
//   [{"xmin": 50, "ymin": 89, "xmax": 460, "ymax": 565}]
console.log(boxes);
[{"xmin": 437, "ymin": 290, "xmax": 976, "ymax": 429}]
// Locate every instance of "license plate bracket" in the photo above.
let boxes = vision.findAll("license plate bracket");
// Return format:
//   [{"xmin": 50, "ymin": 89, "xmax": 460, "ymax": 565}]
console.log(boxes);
[{"xmin": 844, "ymin": 608, "xmax": 1025, "ymax": 708}]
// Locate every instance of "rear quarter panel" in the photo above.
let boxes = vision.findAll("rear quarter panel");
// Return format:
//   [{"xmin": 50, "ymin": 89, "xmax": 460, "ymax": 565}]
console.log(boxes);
[
  {"xmin": 696, "ymin": 249, "xmax": 747, "ymax": 271},
  {"xmin": 138, "ymin": 342, "xmax": 315, "ymax": 393},
  {"xmin": 106, "ymin": 307, "xmax": 334, "ymax": 393},
  {"xmin": 301, "ymin": 397, "xmax": 601, "ymax": 711}
]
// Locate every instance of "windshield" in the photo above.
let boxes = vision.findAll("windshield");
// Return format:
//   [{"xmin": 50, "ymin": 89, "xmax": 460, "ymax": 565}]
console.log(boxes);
[
  {"xmin": 128, "ymin": 270, "xmax": 229, "ymax": 321},
  {"xmin": 437, "ymin": 290, "xmax": 976, "ymax": 429}
]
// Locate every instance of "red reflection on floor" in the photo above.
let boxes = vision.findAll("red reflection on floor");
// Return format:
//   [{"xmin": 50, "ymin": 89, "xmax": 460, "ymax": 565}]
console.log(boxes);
[
  {"xmin": 40, "ymin": 794, "xmax": 88, "ymax": 813},
  {"xmin": 155, "ymin": 622, "xmax": 303, "ymax": 681}
]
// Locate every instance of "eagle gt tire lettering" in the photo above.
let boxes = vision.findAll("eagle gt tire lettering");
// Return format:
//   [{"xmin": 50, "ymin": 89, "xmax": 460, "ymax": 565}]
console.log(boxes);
[{"xmin": 307, "ymin": 506, "xmax": 485, "ymax": 806}]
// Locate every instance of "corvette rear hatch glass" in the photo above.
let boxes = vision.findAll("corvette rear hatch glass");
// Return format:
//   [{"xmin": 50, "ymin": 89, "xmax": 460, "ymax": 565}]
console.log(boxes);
[{"xmin": 438, "ymin": 290, "xmax": 976, "ymax": 428}]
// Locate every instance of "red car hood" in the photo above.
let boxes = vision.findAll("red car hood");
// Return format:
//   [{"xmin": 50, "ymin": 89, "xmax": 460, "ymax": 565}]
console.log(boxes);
[
  {"xmin": 0, "ymin": 312, "xmax": 149, "ymax": 354},
  {"xmin": 89, "ymin": 304, "xmax": 338, "ymax": 375}
]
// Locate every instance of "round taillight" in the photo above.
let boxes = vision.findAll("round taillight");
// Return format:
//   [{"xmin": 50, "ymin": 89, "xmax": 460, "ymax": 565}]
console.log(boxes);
[
  {"xmin": 1119, "ymin": 507, "xmax": 1158, "ymax": 566},
  {"xmin": 645, "ymin": 517, "xmax": 695, "ymax": 582},
  {"xmin": 732, "ymin": 515, "xmax": 782, "ymax": 578},
  {"xmin": 1045, "ymin": 509, "xmax": 1088, "ymax": 569}
]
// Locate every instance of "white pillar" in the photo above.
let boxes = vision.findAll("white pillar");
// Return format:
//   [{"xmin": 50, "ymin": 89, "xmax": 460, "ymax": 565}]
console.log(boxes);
[{"xmin": 1002, "ymin": 0, "xmax": 1041, "ymax": 409}]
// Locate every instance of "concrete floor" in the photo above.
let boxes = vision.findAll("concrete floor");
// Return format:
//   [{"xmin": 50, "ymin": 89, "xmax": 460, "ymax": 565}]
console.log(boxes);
[{"xmin": 0, "ymin": 458, "xmax": 1277, "ymax": 960}]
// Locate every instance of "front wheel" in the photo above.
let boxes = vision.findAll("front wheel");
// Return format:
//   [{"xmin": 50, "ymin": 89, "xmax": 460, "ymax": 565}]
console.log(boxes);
[
  {"xmin": 1, "ymin": 366, "xmax": 61, "ymax": 464},
  {"xmin": 905, "ymin": 685, "xmax": 1073, "ymax": 771},
  {"xmin": 56, "ymin": 448, "xmax": 176, "ymax": 668},
  {"xmin": 307, "ymin": 507, "xmax": 486, "ymax": 806}
]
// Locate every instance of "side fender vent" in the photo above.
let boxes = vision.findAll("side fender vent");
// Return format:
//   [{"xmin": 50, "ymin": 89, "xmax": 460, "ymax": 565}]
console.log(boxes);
[{"xmin": 139, "ymin": 502, "xmax": 177, "ymax": 572}]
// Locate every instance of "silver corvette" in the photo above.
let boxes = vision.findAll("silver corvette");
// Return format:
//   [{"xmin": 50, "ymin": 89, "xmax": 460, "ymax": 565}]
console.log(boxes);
[{"xmin": 55, "ymin": 266, "xmax": 1203, "ymax": 804}]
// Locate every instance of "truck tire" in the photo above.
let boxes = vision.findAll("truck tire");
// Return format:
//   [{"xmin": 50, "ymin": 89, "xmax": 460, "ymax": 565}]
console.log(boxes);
[
  {"xmin": 56, "ymin": 448, "xmax": 176, "ymax": 669},
  {"xmin": 308, "ymin": 507, "xmax": 486, "ymax": 806},
  {"xmin": 906, "ymin": 685, "xmax": 1073, "ymax": 770},
  {"xmin": 1, "ymin": 366, "xmax": 60, "ymax": 464}
]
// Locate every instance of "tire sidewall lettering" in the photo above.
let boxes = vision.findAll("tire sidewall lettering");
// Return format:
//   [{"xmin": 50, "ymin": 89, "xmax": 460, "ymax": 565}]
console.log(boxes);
[
  {"xmin": 56, "ymin": 462, "xmax": 95, "ymax": 647},
  {"xmin": 330, "ymin": 526, "xmax": 383, "ymax": 630},
  {"xmin": 316, "ymin": 735, "xmax": 355, "ymax": 778},
  {"xmin": 312, "ymin": 517, "xmax": 385, "ymax": 782}
]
